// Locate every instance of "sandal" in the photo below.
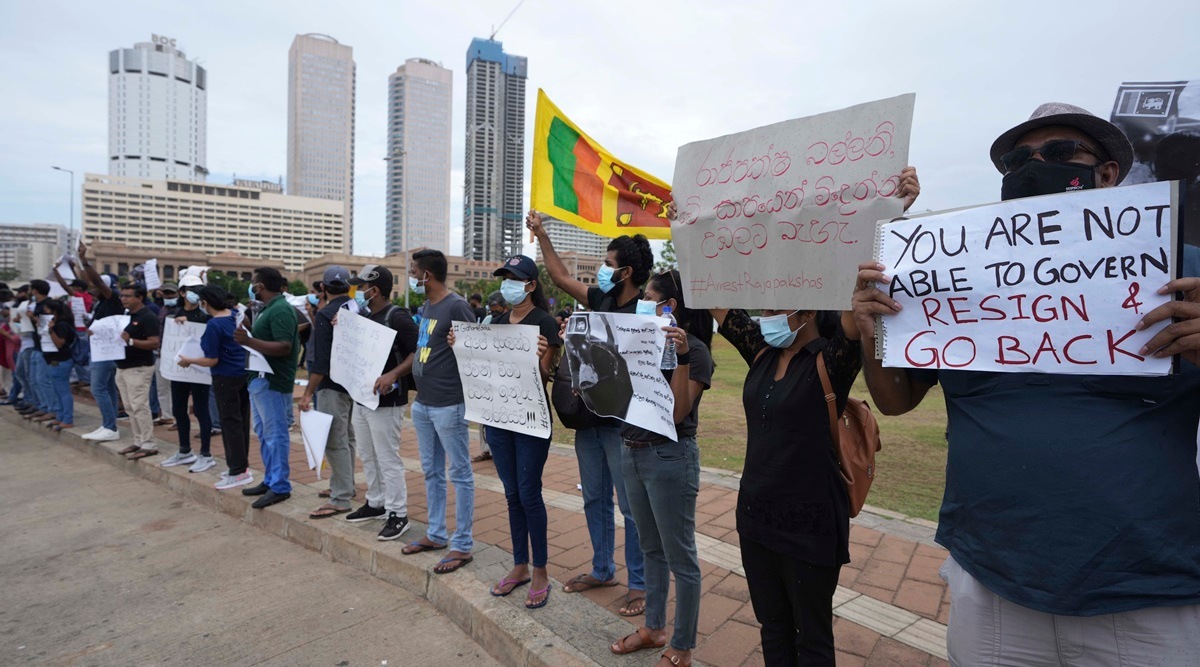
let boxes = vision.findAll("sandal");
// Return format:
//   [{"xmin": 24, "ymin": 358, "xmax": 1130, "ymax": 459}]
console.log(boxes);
[
  {"xmin": 619, "ymin": 591, "xmax": 647, "ymax": 617},
  {"xmin": 127, "ymin": 449, "xmax": 158, "ymax": 460},
  {"xmin": 657, "ymin": 651, "xmax": 692, "ymax": 667},
  {"xmin": 318, "ymin": 488, "xmax": 357, "ymax": 499},
  {"xmin": 526, "ymin": 585, "xmax": 551, "ymax": 609},
  {"xmin": 118, "ymin": 445, "xmax": 141, "ymax": 455},
  {"xmin": 490, "ymin": 576, "xmax": 531, "ymax": 597},
  {"xmin": 401, "ymin": 540, "xmax": 448, "ymax": 555},
  {"xmin": 309, "ymin": 504, "xmax": 350, "ymax": 519},
  {"xmin": 610, "ymin": 627, "xmax": 666, "ymax": 655},
  {"xmin": 562, "ymin": 573, "xmax": 619, "ymax": 593},
  {"xmin": 433, "ymin": 554, "xmax": 473, "ymax": 574},
  {"xmin": 471, "ymin": 452, "xmax": 492, "ymax": 463}
]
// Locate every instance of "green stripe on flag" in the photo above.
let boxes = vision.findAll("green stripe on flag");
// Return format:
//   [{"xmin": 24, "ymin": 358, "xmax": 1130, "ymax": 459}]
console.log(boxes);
[{"xmin": 547, "ymin": 117, "xmax": 581, "ymax": 213}]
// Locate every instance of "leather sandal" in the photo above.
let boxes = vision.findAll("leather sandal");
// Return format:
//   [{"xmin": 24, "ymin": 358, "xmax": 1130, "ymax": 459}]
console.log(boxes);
[{"xmin": 611, "ymin": 627, "xmax": 665, "ymax": 656}]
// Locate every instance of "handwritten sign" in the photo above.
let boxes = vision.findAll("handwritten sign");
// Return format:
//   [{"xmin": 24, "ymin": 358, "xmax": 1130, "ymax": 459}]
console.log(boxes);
[
  {"xmin": 300, "ymin": 409, "xmax": 333, "ymax": 480},
  {"xmin": 563, "ymin": 313, "xmax": 676, "ymax": 441},
  {"xmin": 451, "ymin": 322, "xmax": 552, "ymax": 439},
  {"xmin": 160, "ymin": 320, "xmax": 211, "ymax": 385},
  {"xmin": 38, "ymin": 315, "xmax": 57, "ymax": 353},
  {"xmin": 330, "ymin": 312, "xmax": 398, "ymax": 410},
  {"xmin": 144, "ymin": 259, "xmax": 162, "ymax": 290},
  {"xmin": 70, "ymin": 296, "xmax": 88, "ymax": 324},
  {"xmin": 875, "ymin": 181, "xmax": 1180, "ymax": 375},
  {"xmin": 88, "ymin": 315, "xmax": 130, "ymax": 362},
  {"xmin": 672, "ymin": 94, "xmax": 914, "ymax": 309}
]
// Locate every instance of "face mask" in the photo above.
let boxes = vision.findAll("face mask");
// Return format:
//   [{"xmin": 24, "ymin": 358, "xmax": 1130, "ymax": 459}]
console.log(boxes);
[
  {"xmin": 409, "ymin": 274, "xmax": 426, "ymax": 295},
  {"xmin": 247, "ymin": 285, "xmax": 258, "ymax": 302},
  {"xmin": 353, "ymin": 288, "xmax": 372, "ymax": 311},
  {"xmin": 635, "ymin": 299, "xmax": 664, "ymax": 316},
  {"xmin": 1001, "ymin": 160, "xmax": 1096, "ymax": 201},
  {"xmin": 500, "ymin": 279, "xmax": 529, "ymax": 306},
  {"xmin": 596, "ymin": 265, "xmax": 625, "ymax": 294},
  {"xmin": 185, "ymin": 292, "xmax": 200, "ymax": 305},
  {"xmin": 759, "ymin": 310, "xmax": 806, "ymax": 349},
  {"xmin": 306, "ymin": 294, "xmax": 319, "ymax": 307},
  {"xmin": 163, "ymin": 298, "xmax": 178, "ymax": 307}
]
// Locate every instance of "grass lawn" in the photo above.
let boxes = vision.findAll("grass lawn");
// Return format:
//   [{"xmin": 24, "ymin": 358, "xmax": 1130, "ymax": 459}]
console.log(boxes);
[{"xmin": 551, "ymin": 336, "xmax": 950, "ymax": 522}]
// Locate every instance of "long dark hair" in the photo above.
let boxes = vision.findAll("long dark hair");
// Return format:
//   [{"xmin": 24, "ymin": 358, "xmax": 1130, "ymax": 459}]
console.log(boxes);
[
  {"xmin": 528, "ymin": 279, "xmax": 551, "ymax": 313},
  {"xmin": 648, "ymin": 269, "xmax": 713, "ymax": 351},
  {"xmin": 45, "ymin": 299, "xmax": 75, "ymax": 330}
]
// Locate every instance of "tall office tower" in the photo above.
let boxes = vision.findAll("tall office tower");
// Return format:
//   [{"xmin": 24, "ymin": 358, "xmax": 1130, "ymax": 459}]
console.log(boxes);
[
  {"xmin": 108, "ymin": 35, "xmax": 207, "ymax": 181},
  {"xmin": 463, "ymin": 38, "xmax": 528, "ymax": 261},
  {"xmin": 385, "ymin": 59, "xmax": 453, "ymax": 254},
  {"xmin": 287, "ymin": 33, "xmax": 356, "ymax": 253}
]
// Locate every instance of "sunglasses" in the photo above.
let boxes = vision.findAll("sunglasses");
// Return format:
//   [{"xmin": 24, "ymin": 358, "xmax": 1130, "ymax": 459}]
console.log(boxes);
[{"xmin": 1000, "ymin": 140, "xmax": 1103, "ymax": 173}]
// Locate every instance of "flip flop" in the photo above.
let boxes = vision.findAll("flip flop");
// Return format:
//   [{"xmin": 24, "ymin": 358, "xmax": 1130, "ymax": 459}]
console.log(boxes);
[
  {"xmin": 619, "ymin": 591, "xmax": 647, "ymax": 617},
  {"xmin": 127, "ymin": 450, "xmax": 158, "ymax": 460},
  {"xmin": 309, "ymin": 504, "xmax": 351, "ymax": 519},
  {"xmin": 490, "ymin": 576, "xmax": 532, "ymax": 597},
  {"xmin": 526, "ymin": 585, "xmax": 551, "ymax": 609},
  {"xmin": 611, "ymin": 627, "xmax": 666, "ymax": 655},
  {"xmin": 562, "ymin": 573, "xmax": 619, "ymax": 593},
  {"xmin": 433, "ymin": 555, "xmax": 473, "ymax": 574},
  {"xmin": 401, "ymin": 540, "xmax": 448, "ymax": 555}
]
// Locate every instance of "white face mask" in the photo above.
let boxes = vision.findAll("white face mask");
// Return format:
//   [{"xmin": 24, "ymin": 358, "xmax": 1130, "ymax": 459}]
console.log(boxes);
[{"xmin": 635, "ymin": 299, "xmax": 665, "ymax": 316}]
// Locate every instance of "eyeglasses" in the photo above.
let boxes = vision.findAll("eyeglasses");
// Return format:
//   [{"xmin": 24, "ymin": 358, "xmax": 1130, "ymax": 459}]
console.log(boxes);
[{"xmin": 1000, "ymin": 140, "xmax": 1103, "ymax": 173}]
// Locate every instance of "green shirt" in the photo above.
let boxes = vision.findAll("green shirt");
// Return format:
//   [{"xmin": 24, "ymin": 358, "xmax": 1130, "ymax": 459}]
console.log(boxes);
[{"xmin": 248, "ymin": 294, "xmax": 298, "ymax": 392}]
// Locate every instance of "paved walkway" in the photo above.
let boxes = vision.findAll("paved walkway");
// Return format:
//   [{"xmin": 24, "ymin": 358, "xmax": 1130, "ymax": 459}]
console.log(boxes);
[{"xmin": 68, "ymin": 386, "xmax": 950, "ymax": 666}]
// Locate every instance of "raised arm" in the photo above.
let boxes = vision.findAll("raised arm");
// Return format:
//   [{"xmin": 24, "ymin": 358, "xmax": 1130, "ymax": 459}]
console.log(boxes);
[
  {"xmin": 76, "ymin": 241, "xmax": 112, "ymax": 300},
  {"xmin": 526, "ymin": 210, "xmax": 590, "ymax": 304},
  {"xmin": 850, "ymin": 261, "xmax": 933, "ymax": 415}
]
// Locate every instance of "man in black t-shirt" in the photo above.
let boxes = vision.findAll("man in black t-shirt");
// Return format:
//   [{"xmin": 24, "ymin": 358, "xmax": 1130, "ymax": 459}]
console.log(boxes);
[
  {"xmin": 76, "ymin": 242, "xmax": 124, "ymax": 441},
  {"xmin": 114, "ymin": 283, "xmax": 162, "ymax": 460}
]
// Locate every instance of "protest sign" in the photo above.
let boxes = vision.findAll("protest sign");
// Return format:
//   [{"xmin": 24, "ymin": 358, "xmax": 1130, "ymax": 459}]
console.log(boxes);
[
  {"xmin": 160, "ymin": 320, "xmax": 211, "ymax": 385},
  {"xmin": 671, "ymin": 94, "xmax": 915, "ymax": 309},
  {"xmin": 875, "ymin": 181, "xmax": 1181, "ymax": 375},
  {"xmin": 450, "ymin": 322, "xmax": 552, "ymax": 439},
  {"xmin": 46, "ymin": 275, "xmax": 67, "ymax": 298},
  {"xmin": 88, "ymin": 315, "xmax": 130, "ymax": 362},
  {"xmin": 330, "ymin": 312, "xmax": 397, "ymax": 411},
  {"xmin": 55, "ymin": 257, "xmax": 76, "ymax": 281},
  {"xmin": 245, "ymin": 346, "xmax": 272, "ymax": 374},
  {"xmin": 69, "ymin": 296, "xmax": 87, "ymax": 324},
  {"xmin": 38, "ymin": 315, "xmax": 57, "ymax": 353},
  {"xmin": 563, "ymin": 312, "xmax": 676, "ymax": 441},
  {"xmin": 144, "ymin": 259, "xmax": 162, "ymax": 290},
  {"xmin": 299, "ymin": 409, "xmax": 333, "ymax": 480}
]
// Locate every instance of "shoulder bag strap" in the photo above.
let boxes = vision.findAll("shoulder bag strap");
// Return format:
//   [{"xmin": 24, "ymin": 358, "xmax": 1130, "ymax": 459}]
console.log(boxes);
[{"xmin": 815, "ymin": 350, "xmax": 841, "ymax": 451}]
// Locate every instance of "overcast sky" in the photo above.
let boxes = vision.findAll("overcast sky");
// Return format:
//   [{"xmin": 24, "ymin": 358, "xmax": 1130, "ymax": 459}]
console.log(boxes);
[{"xmin": 2, "ymin": 0, "xmax": 1196, "ymax": 258}]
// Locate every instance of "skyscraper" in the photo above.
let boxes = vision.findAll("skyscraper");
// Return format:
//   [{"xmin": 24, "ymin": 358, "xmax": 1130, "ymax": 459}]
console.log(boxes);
[
  {"xmin": 287, "ymin": 33, "xmax": 356, "ymax": 253},
  {"xmin": 463, "ymin": 38, "xmax": 528, "ymax": 261},
  {"xmin": 386, "ymin": 59, "xmax": 453, "ymax": 254},
  {"xmin": 108, "ymin": 35, "xmax": 207, "ymax": 181}
]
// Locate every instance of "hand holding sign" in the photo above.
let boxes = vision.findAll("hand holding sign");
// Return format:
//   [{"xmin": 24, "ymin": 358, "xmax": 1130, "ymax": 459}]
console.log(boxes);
[{"xmin": 1136, "ymin": 276, "xmax": 1200, "ymax": 365}]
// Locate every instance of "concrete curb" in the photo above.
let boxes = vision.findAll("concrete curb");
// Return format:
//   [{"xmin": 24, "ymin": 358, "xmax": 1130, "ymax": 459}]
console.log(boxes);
[{"xmin": 4, "ymin": 406, "xmax": 638, "ymax": 667}]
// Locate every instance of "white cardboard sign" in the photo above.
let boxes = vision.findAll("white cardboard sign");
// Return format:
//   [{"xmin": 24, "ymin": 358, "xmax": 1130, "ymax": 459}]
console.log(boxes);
[
  {"xmin": 88, "ymin": 315, "xmax": 131, "ymax": 362},
  {"xmin": 330, "ymin": 312, "xmax": 397, "ymax": 411},
  {"xmin": 451, "ymin": 322, "xmax": 552, "ymax": 439},
  {"xmin": 160, "ymin": 320, "xmax": 212, "ymax": 385},
  {"xmin": 144, "ymin": 259, "xmax": 162, "ymax": 290}
]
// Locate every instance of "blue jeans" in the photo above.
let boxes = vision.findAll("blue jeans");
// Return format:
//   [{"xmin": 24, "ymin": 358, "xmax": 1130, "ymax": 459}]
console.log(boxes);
[
  {"xmin": 411, "ymin": 401, "xmax": 473, "ymax": 553},
  {"xmin": 13, "ymin": 347, "xmax": 34, "ymax": 405},
  {"xmin": 46, "ymin": 360, "xmax": 74, "ymax": 424},
  {"xmin": 575, "ymin": 425, "xmax": 645, "ymax": 590},
  {"xmin": 485, "ymin": 426, "xmax": 551, "ymax": 567},
  {"xmin": 90, "ymin": 359, "xmax": 120, "ymax": 431},
  {"xmin": 70, "ymin": 334, "xmax": 90, "ymax": 384},
  {"xmin": 622, "ymin": 436, "xmax": 702, "ymax": 651},
  {"xmin": 249, "ymin": 377, "xmax": 292, "ymax": 494},
  {"xmin": 29, "ymin": 353, "xmax": 50, "ymax": 412}
]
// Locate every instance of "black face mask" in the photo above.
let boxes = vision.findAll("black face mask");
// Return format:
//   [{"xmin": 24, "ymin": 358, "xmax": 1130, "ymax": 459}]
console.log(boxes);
[{"xmin": 1001, "ymin": 160, "xmax": 1097, "ymax": 201}]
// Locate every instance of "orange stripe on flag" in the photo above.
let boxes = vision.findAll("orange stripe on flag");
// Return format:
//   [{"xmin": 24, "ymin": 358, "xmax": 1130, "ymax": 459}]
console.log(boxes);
[{"xmin": 572, "ymin": 139, "xmax": 604, "ymax": 224}]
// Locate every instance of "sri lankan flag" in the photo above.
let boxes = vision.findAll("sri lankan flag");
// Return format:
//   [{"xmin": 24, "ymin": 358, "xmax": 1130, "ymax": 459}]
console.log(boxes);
[{"xmin": 531, "ymin": 89, "xmax": 673, "ymax": 240}]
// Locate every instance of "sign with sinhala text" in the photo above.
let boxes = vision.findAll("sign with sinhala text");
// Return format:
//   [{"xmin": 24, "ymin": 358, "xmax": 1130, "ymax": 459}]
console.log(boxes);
[
  {"xmin": 672, "ymin": 94, "xmax": 915, "ymax": 309},
  {"xmin": 875, "ymin": 181, "xmax": 1180, "ymax": 375},
  {"xmin": 88, "ymin": 315, "xmax": 130, "ymax": 363},
  {"xmin": 160, "ymin": 320, "xmax": 211, "ymax": 385},
  {"xmin": 330, "ymin": 312, "xmax": 397, "ymax": 411},
  {"xmin": 451, "ymin": 322, "xmax": 552, "ymax": 439}
]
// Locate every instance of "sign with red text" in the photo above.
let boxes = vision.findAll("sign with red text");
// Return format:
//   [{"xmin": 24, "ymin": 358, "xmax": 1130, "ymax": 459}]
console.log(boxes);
[
  {"xmin": 672, "ymin": 94, "xmax": 914, "ymax": 309},
  {"xmin": 875, "ymin": 181, "xmax": 1181, "ymax": 375}
]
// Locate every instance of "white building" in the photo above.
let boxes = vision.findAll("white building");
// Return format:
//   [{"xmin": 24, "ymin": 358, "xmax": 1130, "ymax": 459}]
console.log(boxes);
[
  {"xmin": 108, "ymin": 35, "xmax": 208, "ymax": 182},
  {"xmin": 385, "ymin": 58, "xmax": 453, "ymax": 255},
  {"xmin": 81, "ymin": 174, "xmax": 344, "ymax": 273},
  {"xmin": 463, "ymin": 38, "xmax": 527, "ymax": 262},
  {"xmin": 287, "ymin": 33, "xmax": 356, "ymax": 253},
  {"xmin": 534, "ymin": 216, "xmax": 608, "ymax": 260}
]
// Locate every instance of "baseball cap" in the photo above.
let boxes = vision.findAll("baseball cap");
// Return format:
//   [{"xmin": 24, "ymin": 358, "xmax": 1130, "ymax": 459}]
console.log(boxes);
[
  {"xmin": 161, "ymin": 282, "xmax": 179, "ymax": 292},
  {"xmin": 493, "ymin": 255, "xmax": 538, "ymax": 281},
  {"xmin": 349, "ymin": 264, "xmax": 394, "ymax": 294},
  {"xmin": 323, "ymin": 265, "xmax": 351, "ymax": 289},
  {"xmin": 990, "ymin": 102, "xmax": 1134, "ymax": 184}
]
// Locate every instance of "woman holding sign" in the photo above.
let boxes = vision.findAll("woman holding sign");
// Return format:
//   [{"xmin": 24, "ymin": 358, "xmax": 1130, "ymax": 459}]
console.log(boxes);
[
  {"xmin": 160, "ymin": 274, "xmax": 214, "ymax": 472},
  {"xmin": 39, "ymin": 299, "xmax": 76, "ymax": 432}
]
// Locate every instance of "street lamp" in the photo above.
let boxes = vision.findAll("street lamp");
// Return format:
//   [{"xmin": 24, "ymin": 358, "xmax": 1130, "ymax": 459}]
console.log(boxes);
[
  {"xmin": 383, "ymin": 148, "xmax": 409, "ymax": 308},
  {"xmin": 51, "ymin": 166, "xmax": 74, "ymax": 252}
]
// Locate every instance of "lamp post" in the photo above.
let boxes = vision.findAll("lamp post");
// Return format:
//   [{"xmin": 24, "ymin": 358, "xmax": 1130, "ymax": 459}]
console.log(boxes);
[
  {"xmin": 383, "ymin": 148, "xmax": 409, "ymax": 308},
  {"xmin": 51, "ymin": 166, "xmax": 74, "ymax": 253}
]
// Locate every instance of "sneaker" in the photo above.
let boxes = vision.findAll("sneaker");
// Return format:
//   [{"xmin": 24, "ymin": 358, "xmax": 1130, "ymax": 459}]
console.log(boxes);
[
  {"xmin": 215, "ymin": 471, "xmax": 254, "ymax": 490},
  {"xmin": 345, "ymin": 504, "xmax": 387, "ymax": 523},
  {"xmin": 82, "ymin": 427, "xmax": 121, "ymax": 442},
  {"xmin": 377, "ymin": 513, "xmax": 410, "ymax": 541},
  {"xmin": 161, "ymin": 452, "xmax": 198, "ymax": 467},
  {"xmin": 188, "ymin": 456, "xmax": 216, "ymax": 473}
]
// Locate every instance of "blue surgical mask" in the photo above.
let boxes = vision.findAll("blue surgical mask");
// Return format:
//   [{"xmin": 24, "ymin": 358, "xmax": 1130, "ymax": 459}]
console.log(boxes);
[
  {"xmin": 759, "ymin": 310, "xmax": 806, "ymax": 348},
  {"xmin": 409, "ymin": 275, "xmax": 426, "ymax": 295},
  {"xmin": 247, "ymin": 285, "xmax": 257, "ymax": 302},
  {"xmin": 306, "ymin": 294, "xmax": 319, "ymax": 307},
  {"xmin": 635, "ymin": 299, "xmax": 664, "ymax": 316},
  {"xmin": 353, "ymin": 292, "xmax": 368, "ymax": 310},
  {"xmin": 596, "ymin": 265, "xmax": 624, "ymax": 293},
  {"xmin": 185, "ymin": 292, "xmax": 200, "ymax": 305},
  {"xmin": 164, "ymin": 298, "xmax": 178, "ymax": 307},
  {"xmin": 500, "ymin": 279, "xmax": 529, "ymax": 306}
]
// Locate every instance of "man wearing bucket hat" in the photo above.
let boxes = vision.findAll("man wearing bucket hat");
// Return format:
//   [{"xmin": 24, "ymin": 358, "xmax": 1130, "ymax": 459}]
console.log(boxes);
[{"xmin": 852, "ymin": 103, "xmax": 1200, "ymax": 665}]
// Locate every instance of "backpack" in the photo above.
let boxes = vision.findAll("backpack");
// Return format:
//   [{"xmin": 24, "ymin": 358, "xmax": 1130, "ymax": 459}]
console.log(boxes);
[
  {"xmin": 816, "ymin": 351, "xmax": 882, "ymax": 518},
  {"xmin": 379, "ymin": 304, "xmax": 415, "ymax": 395}
]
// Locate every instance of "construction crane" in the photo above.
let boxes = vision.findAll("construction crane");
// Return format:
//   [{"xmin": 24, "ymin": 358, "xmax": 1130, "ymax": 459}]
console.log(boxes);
[{"xmin": 490, "ymin": 0, "xmax": 525, "ymax": 40}]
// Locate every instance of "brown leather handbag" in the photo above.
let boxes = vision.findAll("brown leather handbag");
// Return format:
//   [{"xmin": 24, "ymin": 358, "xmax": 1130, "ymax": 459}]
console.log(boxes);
[{"xmin": 816, "ymin": 351, "xmax": 882, "ymax": 518}]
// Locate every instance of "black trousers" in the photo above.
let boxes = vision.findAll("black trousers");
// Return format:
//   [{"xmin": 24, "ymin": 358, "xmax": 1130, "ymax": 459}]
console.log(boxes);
[
  {"xmin": 171, "ymin": 381, "xmax": 211, "ymax": 456},
  {"xmin": 741, "ymin": 535, "xmax": 841, "ymax": 666},
  {"xmin": 211, "ymin": 375, "xmax": 250, "ymax": 475}
]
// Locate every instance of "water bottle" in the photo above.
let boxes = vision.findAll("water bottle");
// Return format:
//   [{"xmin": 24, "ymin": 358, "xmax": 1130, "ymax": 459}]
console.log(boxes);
[{"xmin": 660, "ymin": 306, "xmax": 677, "ymax": 370}]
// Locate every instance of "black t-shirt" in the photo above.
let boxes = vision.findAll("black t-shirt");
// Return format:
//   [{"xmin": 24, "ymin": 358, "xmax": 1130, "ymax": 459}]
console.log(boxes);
[
  {"xmin": 42, "ymin": 319, "xmax": 76, "ymax": 362},
  {"xmin": 92, "ymin": 292, "xmax": 123, "ymax": 321},
  {"xmin": 311, "ymin": 295, "xmax": 350, "ymax": 393},
  {"xmin": 619, "ymin": 334, "xmax": 713, "ymax": 443},
  {"xmin": 494, "ymin": 307, "xmax": 562, "ymax": 347},
  {"xmin": 117, "ymin": 306, "xmax": 160, "ymax": 369},
  {"xmin": 365, "ymin": 304, "xmax": 419, "ymax": 408},
  {"xmin": 473, "ymin": 306, "xmax": 487, "ymax": 323}
]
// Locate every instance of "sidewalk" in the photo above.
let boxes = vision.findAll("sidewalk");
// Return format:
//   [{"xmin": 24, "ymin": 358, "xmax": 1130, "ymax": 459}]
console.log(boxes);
[{"xmin": 28, "ymin": 386, "xmax": 950, "ymax": 666}]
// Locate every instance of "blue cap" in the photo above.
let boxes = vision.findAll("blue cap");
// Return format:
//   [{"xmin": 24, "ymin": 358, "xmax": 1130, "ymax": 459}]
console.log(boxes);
[
  {"xmin": 322, "ymin": 265, "xmax": 351, "ymax": 289},
  {"xmin": 494, "ymin": 255, "xmax": 537, "ymax": 280}
]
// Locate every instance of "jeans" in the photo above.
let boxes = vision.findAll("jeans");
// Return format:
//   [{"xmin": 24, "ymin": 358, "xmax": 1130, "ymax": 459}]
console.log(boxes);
[
  {"xmin": 14, "ymin": 347, "xmax": 35, "ymax": 408},
  {"xmin": 70, "ymin": 334, "xmax": 90, "ymax": 384},
  {"xmin": 317, "ymin": 389, "xmax": 356, "ymax": 509},
  {"xmin": 249, "ymin": 376, "xmax": 292, "ymax": 494},
  {"xmin": 115, "ymin": 365, "xmax": 155, "ymax": 447},
  {"xmin": 576, "ymin": 425, "xmax": 645, "ymax": 590},
  {"xmin": 171, "ymin": 381, "xmax": 211, "ymax": 456},
  {"xmin": 212, "ymin": 375, "xmax": 250, "ymax": 476},
  {"xmin": 90, "ymin": 359, "xmax": 120, "ymax": 431},
  {"xmin": 741, "ymin": 537, "xmax": 840, "ymax": 666},
  {"xmin": 621, "ymin": 436, "xmax": 702, "ymax": 651},
  {"xmin": 353, "ymin": 404, "xmax": 407, "ymax": 516},
  {"xmin": 411, "ymin": 401, "xmax": 473, "ymax": 552},
  {"xmin": 29, "ymin": 353, "xmax": 50, "ymax": 412},
  {"xmin": 46, "ymin": 360, "xmax": 74, "ymax": 424},
  {"xmin": 486, "ymin": 426, "xmax": 551, "ymax": 568}
]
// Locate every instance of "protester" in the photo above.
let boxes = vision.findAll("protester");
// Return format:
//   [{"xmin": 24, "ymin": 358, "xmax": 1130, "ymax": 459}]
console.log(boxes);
[
  {"xmin": 400, "ymin": 249, "xmax": 478, "ymax": 574},
  {"xmin": 0, "ymin": 290, "xmax": 16, "ymax": 402},
  {"xmin": 149, "ymin": 282, "xmax": 179, "ymax": 427},
  {"xmin": 607, "ymin": 270, "xmax": 713, "ymax": 665},
  {"xmin": 345, "ymin": 265, "xmax": 419, "ymax": 540},
  {"xmin": 301, "ymin": 266, "xmax": 358, "ymax": 520},
  {"xmin": 179, "ymin": 285, "xmax": 253, "ymax": 490},
  {"xmin": 114, "ymin": 282, "xmax": 162, "ymax": 460},
  {"xmin": 851, "ymin": 103, "xmax": 1200, "ymax": 664},
  {"xmin": 482, "ymin": 291, "xmax": 507, "ymax": 324},
  {"xmin": 36, "ymin": 298, "xmax": 76, "ymax": 432},
  {"xmin": 76, "ymin": 243, "xmax": 124, "ymax": 442},
  {"xmin": 469, "ymin": 293, "xmax": 487, "ymax": 323},
  {"xmin": 158, "ymin": 275, "xmax": 215, "ymax": 472},
  {"xmin": 527, "ymin": 210, "xmax": 648, "ymax": 616},
  {"xmin": 49, "ymin": 270, "xmax": 93, "ymax": 386},
  {"xmin": 235, "ymin": 267, "xmax": 299, "ymax": 509},
  {"xmin": 8, "ymin": 285, "xmax": 35, "ymax": 412},
  {"xmin": 21, "ymin": 280, "xmax": 54, "ymax": 424}
]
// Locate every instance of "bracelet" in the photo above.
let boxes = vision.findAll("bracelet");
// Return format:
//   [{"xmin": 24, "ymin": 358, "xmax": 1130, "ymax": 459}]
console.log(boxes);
[{"xmin": 676, "ymin": 351, "xmax": 691, "ymax": 365}]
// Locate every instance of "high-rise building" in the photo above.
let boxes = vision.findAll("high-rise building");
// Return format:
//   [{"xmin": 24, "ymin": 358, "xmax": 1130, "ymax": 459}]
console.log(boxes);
[
  {"xmin": 386, "ymin": 59, "xmax": 453, "ymax": 255},
  {"xmin": 287, "ymin": 33, "xmax": 356, "ymax": 253},
  {"xmin": 0, "ymin": 223, "xmax": 69, "ymax": 282},
  {"xmin": 108, "ymin": 35, "xmax": 207, "ymax": 181},
  {"xmin": 534, "ymin": 216, "xmax": 608, "ymax": 260},
  {"xmin": 463, "ymin": 38, "xmax": 528, "ymax": 262}
]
